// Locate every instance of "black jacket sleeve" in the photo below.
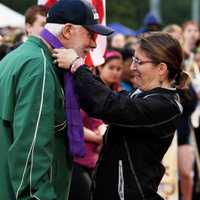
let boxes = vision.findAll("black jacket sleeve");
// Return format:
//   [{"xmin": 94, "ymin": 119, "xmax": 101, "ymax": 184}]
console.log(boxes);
[{"xmin": 74, "ymin": 66, "xmax": 181, "ymax": 127}]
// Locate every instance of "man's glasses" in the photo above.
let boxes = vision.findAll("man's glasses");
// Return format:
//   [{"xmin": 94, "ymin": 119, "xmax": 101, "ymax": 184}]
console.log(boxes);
[{"xmin": 132, "ymin": 56, "xmax": 155, "ymax": 65}]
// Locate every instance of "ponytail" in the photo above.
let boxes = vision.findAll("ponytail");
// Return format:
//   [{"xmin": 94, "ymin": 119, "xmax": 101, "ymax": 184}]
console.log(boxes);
[{"xmin": 174, "ymin": 71, "xmax": 190, "ymax": 89}]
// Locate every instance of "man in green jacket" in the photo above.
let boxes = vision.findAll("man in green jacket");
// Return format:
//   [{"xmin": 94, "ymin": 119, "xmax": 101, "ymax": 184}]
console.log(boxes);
[{"xmin": 0, "ymin": 0, "xmax": 113, "ymax": 199}]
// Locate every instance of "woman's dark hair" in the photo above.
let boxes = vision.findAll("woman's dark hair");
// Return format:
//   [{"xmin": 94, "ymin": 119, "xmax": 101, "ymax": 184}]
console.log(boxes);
[{"xmin": 138, "ymin": 32, "xmax": 189, "ymax": 88}]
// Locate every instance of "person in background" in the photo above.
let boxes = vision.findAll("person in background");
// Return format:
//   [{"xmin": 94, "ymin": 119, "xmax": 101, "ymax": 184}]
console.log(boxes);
[
  {"xmin": 96, "ymin": 50, "xmax": 123, "ymax": 91},
  {"xmin": 0, "ymin": 43, "xmax": 8, "ymax": 60},
  {"xmin": 136, "ymin": 12, "xmax": 161, "ymax": 35},
  {"xmin": 181, "ymin": 21, "xmax": 200, "ymax": 200},
  {"xmin": 7, "ymin": 31, "xmax": 27, "ymax": 52},
  {"xmin": 182, "ymin": 21, "xmax": 199, "ymax": 56},
  {"xmin": 120, "ymin": 48, "xmax": 135, "ymax": 92},
  {"xmin": 194, "ymin": 47, "xmax": 200, "ymax": 70},
  {"xmin": 182, "ymin": 21, "xmax": 200, "ymax": 82},
  {"xmin": 25, "ymin": 5, "xmax": 48, "ymax": 36},
  {"xmin": 163, "ymin": 24, "xmax": 183, "ymax": 45},
  {"xmin": 53, "ymin": 32, "xmax": 188, "ymax": 200},
  {"xmin": 7, "ymin": 5, "xmax": 48, "ymax": 52},
  {"xmin": 182, "ymin": 21, "xmax": 199, "ymax": 79},
  {"xmin": 110, "ymin": 33, "xmax": 126, "ymax": 50},
  {"xmin": 68, "ymin": 109, "xmax": 106, "ymax": 200},
  {"xmin": 124, "ymin": 35, "xmax": 138, "ymax": 51},
  {"xmin": 163, "ymin": 24, "xmax": 197, "ymax": 200},
  {"xmin": 192, "ymin": 38, "xmax": 200, "ymax": 200}
]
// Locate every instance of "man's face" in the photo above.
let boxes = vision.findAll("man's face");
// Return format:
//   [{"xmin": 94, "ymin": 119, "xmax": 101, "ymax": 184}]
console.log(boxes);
[
  {"xmin": 65, "ymin": 25, "xmax": 97, "ymax": 58},
  {"xmin": 26, "ymin": 14, "xmax": 46, "ymax": 36}
]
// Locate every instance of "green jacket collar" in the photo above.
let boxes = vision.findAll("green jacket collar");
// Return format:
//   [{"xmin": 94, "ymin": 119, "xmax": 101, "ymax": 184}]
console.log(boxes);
[{"xmin": 27, "ymin": 36, "xmax": 53, "ymax": 61}]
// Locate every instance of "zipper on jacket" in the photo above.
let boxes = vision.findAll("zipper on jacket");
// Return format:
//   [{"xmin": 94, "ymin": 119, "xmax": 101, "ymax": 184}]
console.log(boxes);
[
  {"xmin": 104, "ymin": 126, "xmax": 110, "ymax": 145},
  {"xmin": 118, "ymin": 160, "xmax": 125, "ymax": 200}
]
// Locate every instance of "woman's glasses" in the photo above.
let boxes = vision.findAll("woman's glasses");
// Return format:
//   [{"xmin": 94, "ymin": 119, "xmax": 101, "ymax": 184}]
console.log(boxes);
[{"xmin": 132, "ymin": 56, "xmax": 155, "ymax": 65}]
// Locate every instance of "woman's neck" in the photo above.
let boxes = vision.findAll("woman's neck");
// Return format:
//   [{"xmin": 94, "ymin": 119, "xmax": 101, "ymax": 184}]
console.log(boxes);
[
  {"xmin": 160, "ymin": 81, "xmax": 174, "ymax": 89},
  {"xmin": 141, "ymin": 80, "xmax": 172, "ymax": 92}
]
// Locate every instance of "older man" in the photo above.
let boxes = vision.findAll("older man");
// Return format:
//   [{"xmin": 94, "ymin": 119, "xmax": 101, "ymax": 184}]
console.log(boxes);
[{"xmin": 0, "ymin": 0, "xmax": 113, "ymax": 199}]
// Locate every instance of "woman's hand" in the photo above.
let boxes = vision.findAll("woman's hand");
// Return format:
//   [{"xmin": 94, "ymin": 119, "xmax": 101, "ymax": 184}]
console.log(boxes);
[{"xmin": 52, "ymin": 48, "xmax": 84, "ymax": 72}]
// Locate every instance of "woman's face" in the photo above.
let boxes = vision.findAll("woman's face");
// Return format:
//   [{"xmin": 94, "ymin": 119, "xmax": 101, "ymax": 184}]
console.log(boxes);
[
  {"xmin": 131, "ymin": 46, "xmax": 162, "ymax": 91},
  {"xmin": 100, "ymin": 58, "xmax": 123, "ymax": 86},
  {"xmin": 183, "ymin": 24, "xmax": 199, "ymax": 44}
]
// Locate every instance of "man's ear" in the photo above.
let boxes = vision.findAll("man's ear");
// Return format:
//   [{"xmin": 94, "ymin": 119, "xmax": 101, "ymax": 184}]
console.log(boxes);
[{"xmin": 62, "ymin": 24, "xmax": 72, "ymax": 40}]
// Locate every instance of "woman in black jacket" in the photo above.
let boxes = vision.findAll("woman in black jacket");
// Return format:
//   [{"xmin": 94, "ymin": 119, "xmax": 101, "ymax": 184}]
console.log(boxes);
[{"xmin": 54, "ymin": 32, "xmax": 188, "ymax": 200}]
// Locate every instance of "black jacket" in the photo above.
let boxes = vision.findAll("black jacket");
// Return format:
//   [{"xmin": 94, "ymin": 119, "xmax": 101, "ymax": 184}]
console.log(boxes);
[{"xmin": 74, "ymin": 66, "xmax": 182, "ymax": 200}]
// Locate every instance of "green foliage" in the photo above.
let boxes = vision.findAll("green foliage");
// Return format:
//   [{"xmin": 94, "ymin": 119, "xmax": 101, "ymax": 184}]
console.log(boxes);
[
  {"xmin": 161, "ymin": 0, "xmax": 191, "ymax": 26},
  {"xmin": 0, "ymin": 0, "xmax": 193, "ymax": 30},
  {"xmin": 107, "ymin": 0, "xmax": 192, "ymax": 30},
  {"xmin": 107, "ymin": 0, "xmax": 149, "ymax": 30}
]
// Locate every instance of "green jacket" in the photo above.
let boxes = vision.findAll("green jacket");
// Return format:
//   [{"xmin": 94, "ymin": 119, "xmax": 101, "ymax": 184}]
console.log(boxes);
[{"xmin": 0, "ymin": 36, "xmax": 72, "ymax": 200}]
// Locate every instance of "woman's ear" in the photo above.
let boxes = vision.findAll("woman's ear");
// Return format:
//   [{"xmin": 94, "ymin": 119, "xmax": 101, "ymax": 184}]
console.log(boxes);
[{"xmin": 158, "ymin": 62, "xmax": 168, "ymax": 77}]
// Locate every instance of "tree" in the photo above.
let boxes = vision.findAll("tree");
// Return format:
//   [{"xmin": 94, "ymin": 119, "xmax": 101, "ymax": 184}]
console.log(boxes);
[
  {"xmin": 161, "ymin": 0, "xmax": 191, "ymax": 26},
  {"xmin": 106, "ymin": 0, "xmax": 149, "ymax": 30},
  {"xmin": 107, "ymin": 0, "xmax": 192, "ymax": 30}
]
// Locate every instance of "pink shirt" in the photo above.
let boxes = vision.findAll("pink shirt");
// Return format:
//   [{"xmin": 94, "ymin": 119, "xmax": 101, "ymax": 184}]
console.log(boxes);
[{"xmin": 74, "ymin": 110, "xmax": 104, "ymax": 169}]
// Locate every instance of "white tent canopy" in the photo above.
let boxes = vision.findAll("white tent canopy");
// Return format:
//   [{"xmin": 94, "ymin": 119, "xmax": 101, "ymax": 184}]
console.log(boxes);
[{"xmin": 0, "ymin": 3, "xmax": 25, "ymax": 28}]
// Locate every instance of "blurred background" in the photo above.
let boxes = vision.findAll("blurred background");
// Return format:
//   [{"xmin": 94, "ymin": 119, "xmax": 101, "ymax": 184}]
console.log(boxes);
[{"xmin": 0, "ymin": 0, "xmax": 199, "ymax": 29}]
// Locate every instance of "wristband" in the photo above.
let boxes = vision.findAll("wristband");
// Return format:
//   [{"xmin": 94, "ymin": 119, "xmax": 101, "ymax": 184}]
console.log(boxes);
[{"xmin": 70, "ymin": 56, "xmax": 80, "ymax": 66}]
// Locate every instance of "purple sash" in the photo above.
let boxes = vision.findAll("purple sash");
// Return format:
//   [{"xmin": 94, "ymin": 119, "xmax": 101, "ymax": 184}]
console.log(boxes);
[{"xmin": 40, "ymin": 28, "xmax": 85, "ymax": 158}]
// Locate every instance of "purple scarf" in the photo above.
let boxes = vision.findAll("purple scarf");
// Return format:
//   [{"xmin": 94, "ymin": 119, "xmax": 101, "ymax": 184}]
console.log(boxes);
[{"xmin": 40, "ymin": 28, "xmax": 85, "ymax": 158}]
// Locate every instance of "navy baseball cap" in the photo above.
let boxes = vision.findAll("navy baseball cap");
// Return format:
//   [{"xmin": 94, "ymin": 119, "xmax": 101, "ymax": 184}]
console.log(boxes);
[{"xmin": 47, "ymin": 0, "xmax": 114, "ymax": 36}]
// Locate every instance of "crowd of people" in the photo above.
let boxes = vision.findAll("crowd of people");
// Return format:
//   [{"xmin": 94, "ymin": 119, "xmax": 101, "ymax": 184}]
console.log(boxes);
[{"xmin": 0, "ymin": 0, "xmax": 200, "ymax": 200}]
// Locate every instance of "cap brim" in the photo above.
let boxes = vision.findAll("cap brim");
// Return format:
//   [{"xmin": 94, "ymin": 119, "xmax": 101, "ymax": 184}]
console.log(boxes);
[{"xmin": 84, "ymin": 24, "xmax": 114, "ymax": 36}]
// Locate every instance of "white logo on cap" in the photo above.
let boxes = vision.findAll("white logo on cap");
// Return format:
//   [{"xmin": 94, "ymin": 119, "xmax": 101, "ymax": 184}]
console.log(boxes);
[{"xmin": 92, "ymin": 8, "xmax": 99, "ymax": 20}]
